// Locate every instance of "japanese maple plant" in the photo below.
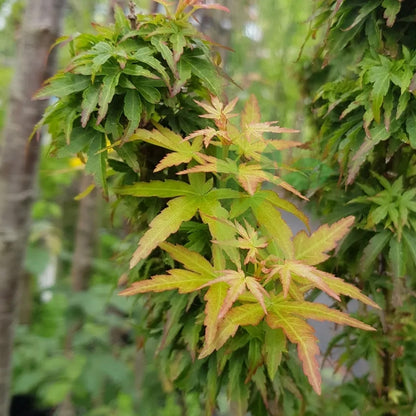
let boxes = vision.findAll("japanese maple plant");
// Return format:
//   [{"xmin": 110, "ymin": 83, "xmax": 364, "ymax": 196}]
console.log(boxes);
[{"xmin": 35, "ymin": 0, "xmax": 378, "ymax": 413}]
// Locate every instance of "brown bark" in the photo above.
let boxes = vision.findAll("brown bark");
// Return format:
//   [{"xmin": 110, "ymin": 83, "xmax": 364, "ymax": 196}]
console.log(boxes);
[
  {"xmin": 0, "ymin": 1, "xmax": 65, "ymax": 414},
  {"xmin": 150, "ymin": 0, "xmax": 160, "ymax": 13},
  {"xmin": 108, "ymin": 0, "xmax": 128, "ymax": 21}
]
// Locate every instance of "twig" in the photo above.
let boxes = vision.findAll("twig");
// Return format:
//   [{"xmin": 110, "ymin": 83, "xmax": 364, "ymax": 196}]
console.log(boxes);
[{"xmin": 128, "ymin": 1, "xmax": 137, "ymax": 29}]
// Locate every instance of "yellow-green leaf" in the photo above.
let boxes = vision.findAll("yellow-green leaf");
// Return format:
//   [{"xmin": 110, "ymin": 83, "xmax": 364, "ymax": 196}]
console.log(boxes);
[
  {"xmin": 264, "ymin": 326, "xmax": 286, "ymax": 380},
  {"xmin": 115, "ymin": 180, "xmax": 193, "ymax": 198},
  {"xmin": 130, "ymin": 196, "xmax": 198, "ymax": 268},
  {"xmin": 159, "ymin": 242, "xmax": 216, "ymax": 277},
  {"xmin": 266, "ymin": 311, "xmax": 321, "ymax": 395},
  {"xmin": 319, "ymin": 271, "xmax": 381, "ymax": 309},
  {"xmin": 200, "ymin": 302, "xmax": 264, "ymax": 358},
  {"xmin": 286, "ymin": 261, "xmax": 340, "ymax": 301},
  {"xmin": 253, "ymin": 201, "xmax": 294, "ymax": 259},
  {"xmin": 294, "ymin": 216, "xmax": 355, "ymax": 265},
  {"xmin": 119, "ymin": 269, "xmax": 210, "ymax": 296},
  {"xmin": 201, "ymin": 282, "xmax": 228, "ymax": 355},
  {"xmin": 273, "ymin": 300, "xmax": 375, "ymax": 331}
]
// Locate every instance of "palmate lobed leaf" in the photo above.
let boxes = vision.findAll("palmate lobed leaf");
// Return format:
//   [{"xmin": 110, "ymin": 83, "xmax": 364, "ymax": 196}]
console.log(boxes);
[
  {"xmin": 293, "ymin": 216, "xmax": 355, "ymax": 265},
  {"xmin": 154, "ymin": 137, "xmax": 203, "ymax": 172},
  {"xmin": 270, "ymin": 260, "xmax": 340, "ymax": 301}
]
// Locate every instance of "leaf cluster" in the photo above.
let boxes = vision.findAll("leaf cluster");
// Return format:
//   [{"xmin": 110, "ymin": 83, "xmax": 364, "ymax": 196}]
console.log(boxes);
[
  {"xmin": 302, "ymin": 0, "xmax": 416, "ymax": 412},
  {"xmin": 36, "ymin": 4, "xmax": 379, "ymax": 414},
  {"xmin": 115, "ymin": 94, "xmax": 377, "ymax": 407},
  {"xmin": 34, "ymin": 4, "xmax": 222, "ymax": 195}
]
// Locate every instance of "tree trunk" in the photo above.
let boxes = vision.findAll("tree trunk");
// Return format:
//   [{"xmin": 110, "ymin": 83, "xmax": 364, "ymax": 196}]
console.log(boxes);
[
  {"xmin": 70, "ymin": 175, "xmax": 98, "ymax": 292},
  {"xmin": 56, "ymin": 174, "xmax": 99, "ymax": 416},
  {"xmin": 0, "ymin": 1, "xmax": 65, "ymax": 414},
  {"xmin": 149, "ymin": 1, "xmax": 160, "ymax": 13}
]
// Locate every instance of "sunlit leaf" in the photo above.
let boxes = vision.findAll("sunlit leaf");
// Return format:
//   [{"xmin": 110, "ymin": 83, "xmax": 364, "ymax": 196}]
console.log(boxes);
[
  {"xmin": 266, "ymin": 311, "xmax": 321, "ymax": 394},
  {"xmin": 119, "ymin": 268, "xmax": 210, "ymax": 296},
  {"xmin": 294, "ymin": 216, "xmax": 355, "ymax": 265},
  {"xmin": 130, "ymin": 196, "xmax": 199, "ymax": 268}
]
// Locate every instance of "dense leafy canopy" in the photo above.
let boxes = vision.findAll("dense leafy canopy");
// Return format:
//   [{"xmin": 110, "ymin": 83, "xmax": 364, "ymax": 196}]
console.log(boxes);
[{"xmin": 28, "ymin": 0, "xmax": 382, "ymax": 414}]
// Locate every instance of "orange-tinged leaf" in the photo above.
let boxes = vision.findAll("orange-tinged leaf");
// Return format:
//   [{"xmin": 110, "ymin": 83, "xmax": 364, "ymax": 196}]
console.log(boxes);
[
  {"xmin": 293, "ymin": 216, "xmax": 355, "ymax": 265},
  {"xmin": 237, "ymin": 163, "xmax": 268, "ymax": 195},
  {"xmin": 278, "ymin": 265, "xmax": 292, "ymax": 298},
  {"xmin": 266, "ymin": 140, "xmax": 303, "ymax": 151},
  {"xmin": 184, "ymin": 127, "xmax": 220, "ymax": 147},
  {"xmin": 198, "ymin": 270, "xmax": 247, "ymax": 319},
  {"xmin": 273, "ymin": 300, "xmax": 375, "ymax": 331},
  {"xmin": 203, "ymin": 282, "xmax": 228, "ymax": 352},
  {"xmin": 318, "ymin": 271, "xmax": 381, "ymax": 309},
  {"xmin": 191, "ymin": 3, "xmax": 230, "ymax": 13},
  {"xmin": 159, "ymin": 242, "xmax": 216, "ymax": 277},
  {"xmin": 241, "ymin": 94, "xmax": 261, "ymax": 127},
  {"xmin": 219, "ymin": 277, "xmax": 246, "ymax": 319},
  {"xmin": 195, "ymin": 96, "xmax": 238, "ymax": 122},
  {"xmin": 268, "ymin": 175, "xmax": 307, "ymax": 200},
  {"xmin": 199, "ymin": 270, "xmax": 268, "ymax": 316},
  {"xmin": 266, "ymin": 312, "xmax": 321, "ymax": 394},
  {"xmin": 245, "ymin": 276, "xmax": 268, "ymax": 314},
  {"xmin": 286, "ymin": 261, "xmax": 340, "ymax": 301},
  {"xmin": 130, "ymin": 196, "xmax": 198, "ymax": 268},
  {"xmin": 119, "ymin": 269, "xmax": 211, "ymax": 296},
  {"xmin": 199, "ymin": 302, "xmax": 264, "ymax": 358}
]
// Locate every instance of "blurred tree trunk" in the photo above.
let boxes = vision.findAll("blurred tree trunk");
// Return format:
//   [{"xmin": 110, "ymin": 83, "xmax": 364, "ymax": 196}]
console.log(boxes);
[
  {"xmin": 57, "ymin": 175, "xmax": 99, "ymax": 416},
  {"xmin": 0, "ymin": 1, "xmax": 65, "ymax": 415},
  {"xmin": 70, "ymin": 175, "xmax": 98, "ymax": 292},
  {"xmin": 149, "ymin": 0, "xmax": 160, "ymax": 13},
  {"xmin": 109, "ymin": 0, "xmax": 128, "ymax": 20}
]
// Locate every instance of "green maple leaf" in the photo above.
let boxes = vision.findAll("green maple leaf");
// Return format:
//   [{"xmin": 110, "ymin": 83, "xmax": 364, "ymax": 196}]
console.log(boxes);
[
  {"xmin": 130, "ymin": 195, "xmax": 199, "ymax": 268},
  {"xmin": 116, "ymin": 178, "xmax": 243, "ymax": 268},
  {"xmin": 129, "ymin": 124, "xmax": 203, "ymax": 171},
  {"xmin": 252, "ymin": 200, "xmax": 294, "ymax": 259}
]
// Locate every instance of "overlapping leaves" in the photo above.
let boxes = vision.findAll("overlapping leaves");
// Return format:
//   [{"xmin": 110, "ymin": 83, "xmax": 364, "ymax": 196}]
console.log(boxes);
[{"xmin": 117, "ymin": 96, "xmax": 378, "ymax": 395}]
